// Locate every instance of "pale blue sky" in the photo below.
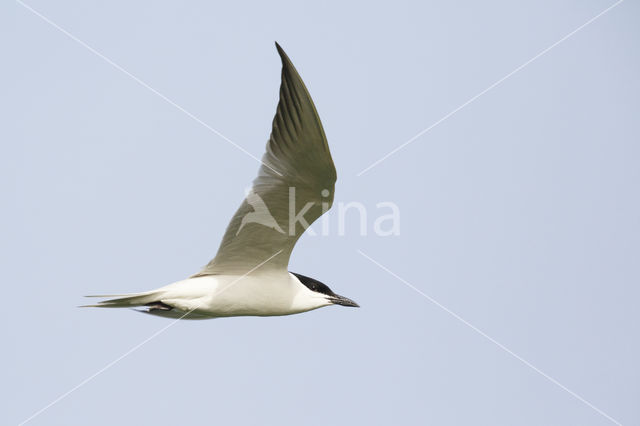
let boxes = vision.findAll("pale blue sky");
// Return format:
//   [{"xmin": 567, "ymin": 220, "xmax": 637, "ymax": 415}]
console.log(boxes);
[{"xmin": 2, "ymin": 1, "xmax": 639, "ymax": 425}]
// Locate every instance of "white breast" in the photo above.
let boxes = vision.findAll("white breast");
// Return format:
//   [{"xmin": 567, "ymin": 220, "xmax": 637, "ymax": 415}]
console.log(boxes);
[{"xmin": 155, "ymin": 271, "xmax": 328, "ymax": 318}]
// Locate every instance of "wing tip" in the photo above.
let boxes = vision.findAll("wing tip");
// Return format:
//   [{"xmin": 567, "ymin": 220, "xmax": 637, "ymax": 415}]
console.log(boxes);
[{"xmin": 274, "ymin": 42, "xmax": 294, "ymax": 69}]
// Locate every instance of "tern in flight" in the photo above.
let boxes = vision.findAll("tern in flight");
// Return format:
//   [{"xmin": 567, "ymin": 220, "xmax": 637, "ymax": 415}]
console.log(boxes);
[{"xmin": 85, "ymin": 43, "xmax": 358, "ymax": 319}]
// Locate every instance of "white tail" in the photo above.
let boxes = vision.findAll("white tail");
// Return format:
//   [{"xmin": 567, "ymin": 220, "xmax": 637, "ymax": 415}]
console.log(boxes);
[{"xmin": 81, "ymin": 291, "xmax": 162, "ymax": 308}]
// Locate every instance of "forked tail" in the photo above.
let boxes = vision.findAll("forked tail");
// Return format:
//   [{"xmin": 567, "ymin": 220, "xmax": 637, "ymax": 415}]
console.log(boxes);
[
  {"xmin": 81, "ymin": 291, "xmax": 165, "ymax": 309},
  {"xmin": 81, "ymin": 291, "xmax": 212, "ymax": 319}
]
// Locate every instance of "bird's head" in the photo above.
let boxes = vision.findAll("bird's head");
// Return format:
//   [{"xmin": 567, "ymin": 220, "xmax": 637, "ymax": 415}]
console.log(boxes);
[{"xmin": 291, "ymin": 272, "xmax": 359, "ymax": 309}]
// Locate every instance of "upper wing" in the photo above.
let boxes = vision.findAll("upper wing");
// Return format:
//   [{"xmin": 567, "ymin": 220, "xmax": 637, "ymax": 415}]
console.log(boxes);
[{"xmin": 193, "ymin": 43, "xmax": 336, "ymax": 276}]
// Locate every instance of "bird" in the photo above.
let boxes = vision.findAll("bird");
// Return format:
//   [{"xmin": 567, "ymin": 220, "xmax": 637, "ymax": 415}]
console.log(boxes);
[{"xmin": 84, "ymin": 43, "xmax": 359, "ymax": 319}]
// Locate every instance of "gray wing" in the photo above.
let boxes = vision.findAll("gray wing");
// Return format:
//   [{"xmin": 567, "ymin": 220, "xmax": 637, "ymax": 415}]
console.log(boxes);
[{"xmin": 193, "ymin": 43, "xmax": 336, "ymax": 276}]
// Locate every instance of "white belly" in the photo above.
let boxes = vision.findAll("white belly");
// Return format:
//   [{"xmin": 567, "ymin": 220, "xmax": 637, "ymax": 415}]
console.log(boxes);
[{"xmin": 154, "ymin": 271, "xmax": 317, "ymax": 318}]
